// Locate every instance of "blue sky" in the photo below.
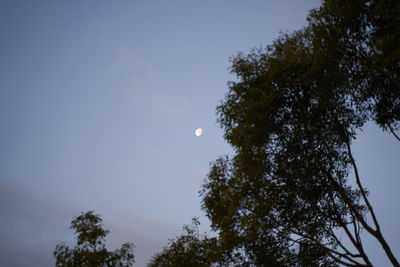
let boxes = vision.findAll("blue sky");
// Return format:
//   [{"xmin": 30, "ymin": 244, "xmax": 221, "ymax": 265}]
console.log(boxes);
[{"xmin": 0, "ymin": 1, "xmax": 399, "ymax": 266}]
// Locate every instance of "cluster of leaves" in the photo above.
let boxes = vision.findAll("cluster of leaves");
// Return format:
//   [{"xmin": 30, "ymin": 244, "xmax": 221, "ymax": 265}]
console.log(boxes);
[
  {"xmin": 148, "ymin": 218, "xmax": 221, "ymax": 267},
  {"xmin": 150, "ymin": 0, "xmax": 400, "ymax": 266},
  {"xmin": 54, "ymin": 211, "xmax": 135, "ymax": 267}
]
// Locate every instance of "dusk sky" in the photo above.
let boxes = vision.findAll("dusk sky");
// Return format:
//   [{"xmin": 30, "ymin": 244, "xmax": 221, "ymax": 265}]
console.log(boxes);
[{"xmin": 1, "ymin": 1, "xmax": 399, "ymax": 266}]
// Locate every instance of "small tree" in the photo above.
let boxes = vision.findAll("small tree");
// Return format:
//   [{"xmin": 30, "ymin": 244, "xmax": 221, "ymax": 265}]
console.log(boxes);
[{"xmin": 54, "ymin": 211, "xmax": 135, "ymax": 267}]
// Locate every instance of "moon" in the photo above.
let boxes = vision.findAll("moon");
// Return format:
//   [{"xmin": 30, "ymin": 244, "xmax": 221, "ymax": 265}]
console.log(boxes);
[{"xmin": 195, "ymin": 128, "xmax": 203, "ymax": 136}]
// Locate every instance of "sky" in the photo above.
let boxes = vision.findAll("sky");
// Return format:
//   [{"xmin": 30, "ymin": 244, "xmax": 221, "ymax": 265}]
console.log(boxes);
[{"xmin": 0, "ymin": 1, "xmax": 399, "ymax": 266}]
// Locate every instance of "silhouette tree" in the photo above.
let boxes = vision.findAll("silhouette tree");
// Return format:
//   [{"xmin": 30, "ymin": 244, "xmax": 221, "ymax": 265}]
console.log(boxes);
[
  {"xmin": 201, "ymin": 0, "xmax": 400, "ymax": 266},
  {"xmin": 54, "ymin": 211, "xmax": 135, "ymax": 267},
  {"xmin": 150, "ymin": 0, "xmax": 400, "ymax": 266}
]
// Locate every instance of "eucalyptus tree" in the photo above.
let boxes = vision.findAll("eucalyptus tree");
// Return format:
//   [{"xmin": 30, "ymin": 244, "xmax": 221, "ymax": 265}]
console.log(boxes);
[
  {"xmin": 149, "ymin": 0, "xmax": 400, "ymax": 266},
  {"xmin": 54, "ymin": 211, "xmax": 135, "ymax": 267},
  {"xmin": 201, "ymin": 0, "xmax": 400, "ymax": 266}
]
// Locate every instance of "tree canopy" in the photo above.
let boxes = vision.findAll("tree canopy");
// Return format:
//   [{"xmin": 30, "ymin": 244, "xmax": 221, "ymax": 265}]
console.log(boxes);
[
  {"xmin": 150, "ymin": 0, "xmax": 400, "ymax": 266},
  {"xmin": 148, "ymin": 218, "xmax": 221, "ymax": 267},
  {"xmin": 54, "ymin": 211, "xmax": 135, "ymax": 267}
]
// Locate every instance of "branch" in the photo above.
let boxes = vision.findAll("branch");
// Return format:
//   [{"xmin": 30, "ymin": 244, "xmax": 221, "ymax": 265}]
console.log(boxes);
[
  {"xmin": 327, "ymin": 251, "xmax": 367, "ymax": 267},
  {"xmin": 326, "ymin": 192, "xmax": 363, "ymax": 254},
  {"xmin": 345, "ymin": 139, "xmax": 380, "ymax": 231},
  {"xmin": 345, "ymin": 139, "xmax": 400, "ymax": 266},
  {"xmin": 288, "ymin": 233, "xmax": 366, "ymax": 266},
  {"xmin": 388, "ymin": 124, "xmax": 400, "ymax": 142},
  {"xmin": 330, "ymin": 207, "xmax": 372, "ymax": 266},
  {"xmin": 327, "ymin": 248, "xmax": 367, "ymax": 266},
  {"xmin": 313, "ymin": 156, "xmax": 376, "ymax": 235},
  {"xmin": 330, "ymin": 230, "xmax": 361, "ymax": 259}
]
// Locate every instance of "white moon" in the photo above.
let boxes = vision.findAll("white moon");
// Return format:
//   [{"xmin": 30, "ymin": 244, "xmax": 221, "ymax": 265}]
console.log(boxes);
[{"xmin": 195, "ymin": 128, "xmax": 203, "ymax": 136}]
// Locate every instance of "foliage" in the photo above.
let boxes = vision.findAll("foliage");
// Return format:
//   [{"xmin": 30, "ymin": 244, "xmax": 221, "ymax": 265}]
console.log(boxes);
[
  {"xmin": 149, "ymin": 0, "xmax": 400, "ymax": 266},
  {"xmin": 147, "ymin": 218, "xmax": 221, "ymax": 267},
  {"xmin": 54, "ymin": 211, "xmax": 135, "ymax": 267},
  {"xmin": 200, "ymin": 0, "xmax": 400, "ymax": 266}
]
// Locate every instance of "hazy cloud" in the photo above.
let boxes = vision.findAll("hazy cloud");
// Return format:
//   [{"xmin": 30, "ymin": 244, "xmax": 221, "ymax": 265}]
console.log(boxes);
[
  {"xmin": 0, "ymin": 181, "xmax": 182, "ymax": 266},
  {"xmin": 0, "ymin": 182, "xmax": 70, "ymax": 267}
]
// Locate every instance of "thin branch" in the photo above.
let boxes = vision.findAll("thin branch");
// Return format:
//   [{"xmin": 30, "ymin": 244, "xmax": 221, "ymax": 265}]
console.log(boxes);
[
  {"xmin": 388, "ymin": 124, "xmax": 400, "ymax": 142},
  {"xmin": 328, "ymin": 248, "xmax": 366, "ymax": 266},
  {"xmin": 349, "ymin": 212, "xmax": 373, "ymax": 266},
  {"xmin": 288, "ymin": 233, "xmax": 366, "ymax": 266},
  {"xmin": 352, "ymin": 215, "xmax": 361, "ymax": 245},
  {"xmin": 326, "ymin": 192, "xmax": 363, "ymax": 254},
  {"xmin": 327, "ymin": 251, "xmax": 366, "ymax": 267},
  {"xmin": 338, "ymin": 217, "xmax": 372, "ymax": 266},
  {"xmin": 330, "ymin": 230, "xmax": 361, "ymax": 258},
  {"xmin": 313, "ymin": 156, "xmax": 376, "ymax": 235},
  {"xmin": 345, "ymin": 139, "xmax": 400, "ymax": 266},
  {"xmin": 312, "ymin": 156, "xmax": 377, "ymax": 267},
  {"xmin": 345, "ymin": 139, "xmax": 380, "ymax": 231}
]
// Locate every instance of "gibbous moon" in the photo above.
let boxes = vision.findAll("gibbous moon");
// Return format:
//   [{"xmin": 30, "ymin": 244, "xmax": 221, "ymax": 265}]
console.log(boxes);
[{"xmin": 195, "ymin": 128, "xmax": 203, "ymax": 136}]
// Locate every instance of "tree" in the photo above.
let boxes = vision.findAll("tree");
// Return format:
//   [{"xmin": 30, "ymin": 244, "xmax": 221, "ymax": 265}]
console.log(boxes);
[
  {"xmin": 54, "ymin": 211, "xmax": 135, "ymax": 267},
  {"xmin": 200, "ymin": 0, "xmax": 400, "ymax": 266},
  {"xmin": 149, "ymin": 0, "xmax": 400, "ymax": 265}
]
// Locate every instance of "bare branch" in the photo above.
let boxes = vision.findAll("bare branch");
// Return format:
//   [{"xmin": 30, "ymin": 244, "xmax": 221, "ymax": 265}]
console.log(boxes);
[
  {"xmin": 327, "ymin": 251, "xmax": 367, "ymax": 267},
  {"xmin": 345, "ymin": 140, "xmax": 400, "ymax": 266},
  {"xmin": 345, "ymin": 139, "xmax": 380, "ymax": 231},
  {"xmin": 388, "ymin": 124, "xmax": 400, "ymax": 142},
  {"xmin": 330, "ymin": 230, "xmax": 361, "ymax": 258}
]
